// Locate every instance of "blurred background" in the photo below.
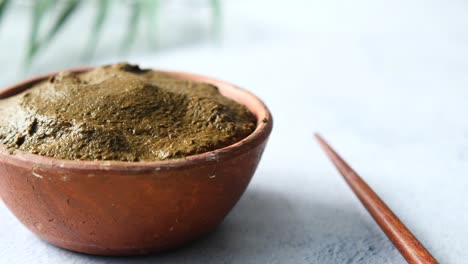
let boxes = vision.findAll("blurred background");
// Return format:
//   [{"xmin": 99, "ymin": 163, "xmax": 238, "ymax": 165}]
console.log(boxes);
[
  {"xmin": 1, "ymin": 0, "xmax": 467, "ymax": 90},
  {"xmin": 0, "ymin": 0, "xmax": 221, "ymax": 84},
  {"xmin": 1, "ymin": 0, "xmax": 468, "ymax": 263}
]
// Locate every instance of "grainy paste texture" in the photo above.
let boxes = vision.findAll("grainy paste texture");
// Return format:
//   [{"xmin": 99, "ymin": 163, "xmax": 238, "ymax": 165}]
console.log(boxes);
[{"xmin": 0, "ymin": 63, "xmax": 256, "ymax": 161}]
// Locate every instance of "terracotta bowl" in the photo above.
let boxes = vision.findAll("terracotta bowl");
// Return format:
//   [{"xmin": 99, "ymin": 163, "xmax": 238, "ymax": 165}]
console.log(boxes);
[{"xmin": 0, "ymin": 68, "xmax": 273, "ymax": 256}]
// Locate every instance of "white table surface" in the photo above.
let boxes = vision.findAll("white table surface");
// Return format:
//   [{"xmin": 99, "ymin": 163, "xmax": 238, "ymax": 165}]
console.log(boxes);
[{"xmin": 1, "ymin": 0, "xmax": 468, "ymax": 263}]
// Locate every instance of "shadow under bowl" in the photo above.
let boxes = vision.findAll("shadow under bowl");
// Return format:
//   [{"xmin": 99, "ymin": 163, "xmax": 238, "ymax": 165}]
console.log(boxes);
[{"xmin": 0, "ymin": 68, "xmax": 273, "ymax": 256}]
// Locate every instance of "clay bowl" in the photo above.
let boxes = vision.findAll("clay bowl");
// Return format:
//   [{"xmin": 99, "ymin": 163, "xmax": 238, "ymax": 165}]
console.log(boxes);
[{"xmin": 0, "ymin": 68, "xmax": 272, "ymax": 256}]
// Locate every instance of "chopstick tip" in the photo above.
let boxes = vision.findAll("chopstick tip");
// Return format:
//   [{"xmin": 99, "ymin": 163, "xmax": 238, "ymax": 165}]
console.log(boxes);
[
  {"xmin": 313, "ymin": 132, "xmax": 321, "ymax": 139},
  {"xmin": 314, "ymin": 132, "xmax": 325, "ymax": 144},
  {"xmin": 313, "ymin": 133, "xmax": 334, "ymax": 158}
]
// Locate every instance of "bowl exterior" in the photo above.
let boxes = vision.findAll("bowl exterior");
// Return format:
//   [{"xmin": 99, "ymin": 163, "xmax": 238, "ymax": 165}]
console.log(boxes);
[{"xmin": 0, "ymin": 139, "xmax": 267, "ymax": 255}]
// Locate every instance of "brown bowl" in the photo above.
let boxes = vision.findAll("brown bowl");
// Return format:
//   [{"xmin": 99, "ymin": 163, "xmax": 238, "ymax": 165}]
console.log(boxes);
[{"xmin": 0, "ymin": 68, "xmax": 272, "ymax": 256}]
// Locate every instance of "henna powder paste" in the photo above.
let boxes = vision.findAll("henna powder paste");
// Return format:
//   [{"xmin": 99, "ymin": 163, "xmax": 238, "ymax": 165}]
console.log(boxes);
[{"xmin": 0, "ymin": 63, "xmax": 256, "ymax": 161}]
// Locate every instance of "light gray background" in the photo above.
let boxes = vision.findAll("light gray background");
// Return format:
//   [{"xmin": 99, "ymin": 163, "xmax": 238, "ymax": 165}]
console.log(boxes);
[{"xmin": 1, "ymin": 0, "xmax": 468, "ymax": 263}]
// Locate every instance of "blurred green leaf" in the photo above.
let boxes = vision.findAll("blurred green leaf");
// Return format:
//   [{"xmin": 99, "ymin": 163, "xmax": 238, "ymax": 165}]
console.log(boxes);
[
  {"xmin": 144, "ymin": 0, "xmax": 159, "ymax": 45},
  {"xmin": 44, "ymin": 0, "xmax": 80, "ymax": 43},
  {"xmin": 121, "ymin": 0, "xmax": 143, "ymax": 53},
  {"xmin": 26, "ymin": 0, "xmax": 55, "ymax": 65},
  {"xmin": 211, "ymin": 0, "xmax": 221, "ymax": 40},
  {"xmin": 26, "ymin": 0, "xmax": 79, "ymax": 65},
  {"xmin": 0, "ymin": 0, "xmax": 10, "ymax": 25},
  {"xmin": 21, "ymin": 0, "xmax": 223, "ymax": 65},
  {"xmin": 83, "ymin": 0, "xmax": 110, "ymax": 60}
]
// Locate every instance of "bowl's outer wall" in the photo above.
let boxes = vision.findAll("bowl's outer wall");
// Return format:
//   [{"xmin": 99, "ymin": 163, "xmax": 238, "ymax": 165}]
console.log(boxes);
[
  {"xmin": 0, "ymin": 140, "xmax": 267, "ymax": 255},
  {"xmin": 0, "ymin": 69, "xmax": 273, "ymax": 255}
]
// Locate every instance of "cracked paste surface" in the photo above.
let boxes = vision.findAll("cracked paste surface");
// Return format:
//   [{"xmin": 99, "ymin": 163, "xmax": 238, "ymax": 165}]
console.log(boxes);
[{"xmin": 0, "ymin": 63, "xmax": 256, "ymax": 161}]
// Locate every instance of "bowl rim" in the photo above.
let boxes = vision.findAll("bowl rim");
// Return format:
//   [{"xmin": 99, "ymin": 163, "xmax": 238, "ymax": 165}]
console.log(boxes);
[{"xmin": 0, "ymin": 67, "xmax": 273, "ymax": 172}]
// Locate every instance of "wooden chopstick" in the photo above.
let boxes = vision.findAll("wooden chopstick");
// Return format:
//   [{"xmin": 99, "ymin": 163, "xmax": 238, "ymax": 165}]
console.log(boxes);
[{"xmin": 314, "ymin": 133, "xmax": 438, "ymax": 264}]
